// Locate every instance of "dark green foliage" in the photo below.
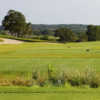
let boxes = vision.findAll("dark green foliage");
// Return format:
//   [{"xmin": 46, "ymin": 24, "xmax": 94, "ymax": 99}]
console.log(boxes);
[
  {"xmin": 86, "ymin": 25, "xmax": 100, "ymax": 41},
  {"xmin": 41, "ymin": 29, "xmax": 54, "ymax": 36},
  {"xmin": 2, "ymin": 10, "xmax": 32, "ymax": 38},
  {"xmin": 68, "ymin": 78, "xmax": 81, "ymax": 86},
  {"xmin": 95, "ymin": 26, "xmax": 100, "ymax": 41},
  {"xmin": 41, "ymin": 35, "xmax": 49, "ymax": 40},
  {"xmin": 32, "ymin": 24, "xmax": 87, "ymax": 34},
  {"xmin": 86, "ymin": 49, "xmax": 90, "ymax": 52},
  {"xmin": 77, "ymin": 32, "xmax": 88, "ymax": 42},
  {"xmin": 32, "ymin": 70, "xmax": 40, "ymax": 80},
  {"xmin": 86, "ymin": 25, "xmax": 96, "ymax": 41},
  {"xmin": 0, "ymin": 30, "xmax": 7, "ymax": 35},
  {"xmin": 23, "ymin": 23, "xmax": 33, "ymax": 38},
  {"xmin": 89, "ymin": 80, "xmax": 99, "ymax": 88},
  {"xmin": 55, "ymin": 28, "xmax": 78, "ymax": 42}
]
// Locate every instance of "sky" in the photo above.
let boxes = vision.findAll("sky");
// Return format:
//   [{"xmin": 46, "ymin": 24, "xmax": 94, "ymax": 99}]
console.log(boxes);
[{"xmin": 0, "ymin": 0, "xmax": 100, "ymax": 25}]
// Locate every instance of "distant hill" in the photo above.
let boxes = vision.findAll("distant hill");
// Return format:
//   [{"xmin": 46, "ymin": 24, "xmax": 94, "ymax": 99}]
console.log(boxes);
[
  {"xmin": 0, "ymin": 24, "xmax": 88, "ymax": 34},
  {"xmin": 32, "ymin": 24, "xmax": 88, "ymax": 33}
]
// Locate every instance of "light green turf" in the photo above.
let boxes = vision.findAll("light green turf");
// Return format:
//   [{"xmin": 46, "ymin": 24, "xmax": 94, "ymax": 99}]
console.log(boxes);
[
  {"xmin": 0, "ymin": 42, "xmax": 100, "ymax": 74},
  {"xmin": 0, "ymin": 42, "xmax": 100, "ymax": 99},
  {"xmin": 0, "ymin": 86, "xmax": 100, "ymax": 100},
  {"xmin": 0, "ymin": 93, "xmax": 100, "ymax": 100}
]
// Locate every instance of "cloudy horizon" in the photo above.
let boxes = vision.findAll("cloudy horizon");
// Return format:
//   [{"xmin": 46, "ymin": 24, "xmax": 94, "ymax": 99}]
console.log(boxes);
[{"xmin": 0, "ymin": 0, "xmax": 100, "ymax": 25}]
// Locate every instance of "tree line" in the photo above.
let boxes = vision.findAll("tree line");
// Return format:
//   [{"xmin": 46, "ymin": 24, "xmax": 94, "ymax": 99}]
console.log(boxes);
[{"xmin": 1, "ymin": 10, "xmax": 100, "ymax": 42}]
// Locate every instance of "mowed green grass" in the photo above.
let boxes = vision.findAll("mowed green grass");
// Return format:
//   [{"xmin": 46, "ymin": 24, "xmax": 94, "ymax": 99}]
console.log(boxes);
[
  {"xmin": 0, "ymin": 92, "xmax": 100, "ymax": 100},
  {"xmin": 0, "ymin": 41, "xmax": 100, "ymax": 73},
  {"xmin": 0, "ymin": 87, "xmax": 100, "ymax": 100},
  {"xmin": 0, "ymin": 41, "xmax": 100, "ymax": 99}
]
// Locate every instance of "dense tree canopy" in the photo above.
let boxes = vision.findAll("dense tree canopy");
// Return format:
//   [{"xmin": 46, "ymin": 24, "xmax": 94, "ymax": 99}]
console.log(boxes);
[
  {"xmin": 77, "ymin": 32, "xmax": 88, "ymax": 42},
  {"xmin": 55, "ymin": 28, "xmax": 78, "ymax": 42},
  {"xmin": 86, "ymin": 25, "xmax": 100, "ymax": 41},
  {"xmin": 2, "ymin": 10, "xmax": 32, "ymax": 37},
  {"xmin": 86, "ymin": 25, "xmax": 96, "ymax": 41},
  {"xmin": 23, "ymin": 23, "xmax": 33, "ymax": 37},
  {"xmin": 41, "ymin": 29, "xmax": 54, "ymax": 36},
  {"xmin": 95, "ymin": 26, "xmax": 100, "ymax": 41}
]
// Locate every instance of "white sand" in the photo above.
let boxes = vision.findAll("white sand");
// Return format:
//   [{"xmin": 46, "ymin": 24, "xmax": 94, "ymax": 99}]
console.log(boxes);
[{"xmin": 0, "ymin": 38, "xmax": 23, "ymax": 44}]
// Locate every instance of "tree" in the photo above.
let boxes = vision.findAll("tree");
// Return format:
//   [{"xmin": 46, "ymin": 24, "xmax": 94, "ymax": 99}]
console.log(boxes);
[
  {"xmin": 55, "ymin": 28, "xmax": 77, "ymax": 42},
  {"xmin": 86, "ymin": 25, "xmax": 100, "ymax": 41},
  {"xmin": 95, "ymin": 26, "xmax": 100, "ymax": 41},
  {"xmin": 86, "ymin": 25, "xmax": 96, "ymax": 41},
  {"xmin": 23, "ymin": 23, "xmax": 33, "ymax": 38},
  {"xmin": 33, "ymin": 30, "xmax": 41, "ymax": 36},
  {"xmin": 40, "ymin": 29, "xmax": 55, "ymax": 36},
  {"xmin": 2, "ymin": 10, "xmax": 27, "ymax": 37},
  {"xmin": 77, "ymin": 32, "xmax": 88, "ymax": 42}
]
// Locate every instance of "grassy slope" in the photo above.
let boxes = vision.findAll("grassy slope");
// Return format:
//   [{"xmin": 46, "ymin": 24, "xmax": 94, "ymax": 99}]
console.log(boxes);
[
  {"xmin": 0, "ymin": 41, "xmax": 100, "ymax": 99},
  {"xmin": 0, "ymin": 42, "xmax": 100, "ymax": 74}
]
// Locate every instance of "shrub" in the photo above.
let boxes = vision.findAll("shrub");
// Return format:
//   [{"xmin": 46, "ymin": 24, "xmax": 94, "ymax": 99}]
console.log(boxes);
[
  {"xmin": 86, "ymin": 49, "xmax": 90, "ymax": 52},
  {"xmin": 24, "ymin": 80, "xmax": 33, "ymax": 87},
  {"xmin": 0, "ymin": 79, "xmax": 11, "ymax": 86},
  {"xmin": 67, "ymin": 71, "xmax": 82, "ymax": 86},
  {"xmin": 12, "ymin": 77, "xmax": 33, "ymax": 86},
  {"xmin": 61, "ymin": 67, "xmax": 100, "ymax": 88},
  {"xmin": 37, "ymin": 76, "xmax": 47, "ymax": 87},
  {"xmin": 12, "ymin": 77, "xmax": 25, "ymax": 86},
  {"xmin": 88, "ymin": 74, "xmax": 100, "ymax": 88},
  {"xmin": 31, "ymin": 67, "xmax": 100, "ymax": 88},
  {"xmin": 89, "ymin": 78, "xmax": 100, "ymax": 88},
  {"xmin": 48, "ymin": 64, "xmax": 59, "ymax": 86},
  {"xmin": 32, "ymin": 70, "xmax": 40, "ymax": 80}
]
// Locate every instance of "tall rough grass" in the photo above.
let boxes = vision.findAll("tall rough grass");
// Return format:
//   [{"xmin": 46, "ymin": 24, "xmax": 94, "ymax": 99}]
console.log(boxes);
[
  {"xmin": 31, "ymin": 66, "xmax": 100, "ymax": 88},
  {"xmin": 0, "ymin": 65, "xmax": 99, "ymax": 88}
]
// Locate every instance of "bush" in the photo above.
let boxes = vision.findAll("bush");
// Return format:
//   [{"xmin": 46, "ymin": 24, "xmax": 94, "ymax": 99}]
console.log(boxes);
[
  {"xmin": 89, "ymin": 79, "xmax": 100, "ymax": 88},
  {"xmin": 61, "ymin": 67, "xmax": 100, "ymax": 88},
  {"xmin": 37, "ymin": 76, "xmax": 47, "ymax": 87},
  {"xmin": 0, "ymin": 79, "xmax": 11, "ymax": 86},
  {"xmin": 32, "ymin": 70, "xmax": 40, "ymax": 80},
  {"xmin": 65, "ymin": 70, "xmax": 83, "ymax": 86},
  {"xmin": 48, "ymin": 64, "xmax": 59, "ymax": 86},
  {"xmin": 12, "ymin": 77, "xmax": 33, "ymax": 86},
  {"xmin": 24, "ymin": 80, "xmax": 33, "ymax": 87},
  {"xmin": 83, "ymin": 67, "xmax": 100, "ymax": 88},
  {"xmin": 86, "ymin": 49, "xmax": 90, "ymax": 52}
]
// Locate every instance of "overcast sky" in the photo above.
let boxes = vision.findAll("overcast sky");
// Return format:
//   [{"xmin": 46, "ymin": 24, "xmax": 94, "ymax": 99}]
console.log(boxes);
[{"xmin": 0, "ymin": 0, "xmax": 100, "ymax": 25}]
